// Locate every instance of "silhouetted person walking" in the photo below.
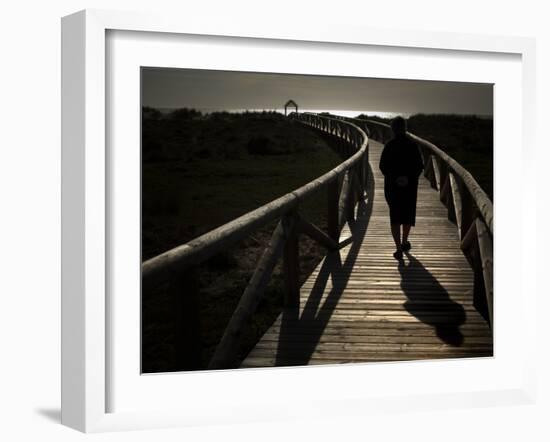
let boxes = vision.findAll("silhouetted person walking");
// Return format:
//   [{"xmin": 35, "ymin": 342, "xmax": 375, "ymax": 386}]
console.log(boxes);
[{"xmin": 379, "ymin": 117, "xmax": 424, "ymax": 260}]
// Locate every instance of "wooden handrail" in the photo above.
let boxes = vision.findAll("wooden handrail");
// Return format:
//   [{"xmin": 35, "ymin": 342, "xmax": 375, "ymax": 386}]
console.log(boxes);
[
  {"xmin": 359, "ymin": 118, "xmax": 493, "ymax": 235},
  {"xmin": 142, "ymin": 117, "xmax": 368, "ymax": 287},
  {"xmin": 143, "ymin": 112, "xmax": 370, "ymax": 369},
  {"xmin": 352, "ymin": 116, "xmax": 493, "ymax": 328}
]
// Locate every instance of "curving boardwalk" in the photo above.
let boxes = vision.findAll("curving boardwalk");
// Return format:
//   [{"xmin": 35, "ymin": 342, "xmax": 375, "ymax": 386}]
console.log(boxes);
[{"xmin": 241, "ymin": 138, "xmax": 493, "ymax": 367}]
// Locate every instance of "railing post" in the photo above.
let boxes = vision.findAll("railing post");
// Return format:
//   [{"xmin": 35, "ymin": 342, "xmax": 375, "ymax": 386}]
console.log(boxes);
[
  {"xmin": 283, "ymin": 213, "xmax": 300, "ymax": 308},
  {"xmin": 327, "ymin": 178, "xmax": 340, "ymax": 242},
  {"xmin": 169, "ymin": 267, "xmax": 202, "ymax": 370},
  {"xmin": 460, "ymin": 188, "xmax": 477, "ymax": 241},
  {"xmin": 207, "ymin": 220, "xmax": 290, "ymax": 369},
  {"xmin": 439, "ymin": 164, "xmax": 451, "ymax": 206},
  {"xmin": 431, "ymin": 156, "xmax": 441, "ymax": 191},
  {"xmin": 476, "ymin": 218, "xmax": 493, "ymax": 327},
  {"xmin": 338, "ymin": 171, "xmax": 352, "ymax": 228},
  {"xmin": 449, "ymin": 172, "xmax": 463, "ymax": 239},
  {"xmin": 423, "ymin": 153, "xmax": 432, "ymax": 178},
  {"xmin": 346, "ymin": 172, "xmax": 356, "ymax": 222},
  {"xmin": 470, "ymin": 237, "xmax": 489, "ymax": 323},
  {"xmin": 364, "ymin": 143, "xmax": 369, "ymax": 189},
  {"xmin": 356, "ymin": 157, "xmax": 364, "ymax": 198},
  {"xmin": 462, "ymin": 219, "xmax": 491, "ymax": 326}
]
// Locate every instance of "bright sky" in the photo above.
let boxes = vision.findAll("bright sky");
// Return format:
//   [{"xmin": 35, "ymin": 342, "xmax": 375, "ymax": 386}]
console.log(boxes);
[{"xmin": 142, "ymin": 68, "xmax": 493, "ymax": 117}]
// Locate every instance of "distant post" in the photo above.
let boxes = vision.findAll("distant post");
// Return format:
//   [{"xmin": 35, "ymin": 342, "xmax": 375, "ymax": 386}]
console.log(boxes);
[{"xmin": 284, "ymin": 99, "xmax": 298, "ymax": 116}]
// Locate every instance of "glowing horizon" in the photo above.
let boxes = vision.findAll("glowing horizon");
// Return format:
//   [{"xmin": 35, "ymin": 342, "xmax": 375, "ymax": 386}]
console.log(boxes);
[{"xmin": 152, "ymin": 107, "xmax": 492, "ymax": 119}]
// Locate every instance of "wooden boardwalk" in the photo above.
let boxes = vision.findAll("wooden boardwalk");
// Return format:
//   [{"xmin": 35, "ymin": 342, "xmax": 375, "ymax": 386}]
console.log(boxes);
[{"xmin": 241, "ymin": 139, "xmax": 493, "ymax": 368}]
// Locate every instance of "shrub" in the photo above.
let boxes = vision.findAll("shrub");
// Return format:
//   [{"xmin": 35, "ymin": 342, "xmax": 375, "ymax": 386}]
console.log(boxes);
[
  {"xmin": 169, "ymin": 108, "xmax": 202, "ymax": 121},
  {"xmin": 142, "ymin": 106, "xmax": 162, "ymax": 120}
]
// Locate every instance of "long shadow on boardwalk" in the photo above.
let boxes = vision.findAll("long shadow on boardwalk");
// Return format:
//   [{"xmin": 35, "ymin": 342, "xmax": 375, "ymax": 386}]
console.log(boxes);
[
  {"xmin": 399, "ymin": 253, "xmax": 466, "ymax": 346},
  {"xmin": 274, "ymin": 165, "xmax": 375, "ymax": 366}
]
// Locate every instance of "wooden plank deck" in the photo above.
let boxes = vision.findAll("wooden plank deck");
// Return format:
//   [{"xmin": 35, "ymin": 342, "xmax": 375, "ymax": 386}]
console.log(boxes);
[{"xmin": 241, "ymin": 139, "xmax": 493, "ymax": 368}]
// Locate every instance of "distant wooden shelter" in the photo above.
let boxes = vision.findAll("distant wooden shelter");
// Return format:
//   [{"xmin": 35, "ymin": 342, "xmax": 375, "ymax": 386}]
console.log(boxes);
[{"xmin": 284, "ymin": 100, "xmax": 298, "ymax": 116}]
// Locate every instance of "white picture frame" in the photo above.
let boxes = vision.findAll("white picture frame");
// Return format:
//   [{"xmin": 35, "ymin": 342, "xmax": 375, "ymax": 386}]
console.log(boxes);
[{"xmin": 61, "ymin": 9, "xmax": 537, "ymax": 433}]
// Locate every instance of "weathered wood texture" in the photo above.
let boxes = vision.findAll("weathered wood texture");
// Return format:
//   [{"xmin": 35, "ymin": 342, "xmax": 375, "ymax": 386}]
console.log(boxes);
[
  {"xmin": 241, "ymin": 139, "xmax": 492, "ymax": 368},
  {"xmin": 361, "ymin": 118, "xmax": 493, "ymax": 326},
  {"xmin": 145, "ymin": 113, "xmax": 369, "ymax": 370}
]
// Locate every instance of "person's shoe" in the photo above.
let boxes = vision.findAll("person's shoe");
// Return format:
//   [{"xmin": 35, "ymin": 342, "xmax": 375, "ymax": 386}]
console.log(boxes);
[
  {"xmin": 393, "ymin": 249, "xmax": 403, "ymax": 260},
  {"xmin": 402, "ymin": 241, "xmax": 411, "ymax": 252}
]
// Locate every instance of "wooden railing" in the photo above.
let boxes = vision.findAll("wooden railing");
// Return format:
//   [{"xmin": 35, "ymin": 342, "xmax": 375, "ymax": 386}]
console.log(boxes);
[
  {"xmin": 355, "ymin": 117, "xmax": 494, "ymax": 328},
  {"xmin": 142, "ymin": 113, "xmax": 370, "ymax": 370}
]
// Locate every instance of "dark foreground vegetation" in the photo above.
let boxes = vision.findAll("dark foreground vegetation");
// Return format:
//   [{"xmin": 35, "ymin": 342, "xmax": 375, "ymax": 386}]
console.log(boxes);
[
  {"xmin": 358, "ymin": 113, "xmax": 493, "ymax": 200},
  {"xmin": 142, "ymin": 108, "xmax": 341, "ymax": 372}
]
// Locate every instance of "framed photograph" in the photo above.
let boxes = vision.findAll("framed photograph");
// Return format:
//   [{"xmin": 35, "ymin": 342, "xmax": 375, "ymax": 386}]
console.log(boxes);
[{"xmin": 61, "ymin": 9, "xmax": 537, "ymax": 433}]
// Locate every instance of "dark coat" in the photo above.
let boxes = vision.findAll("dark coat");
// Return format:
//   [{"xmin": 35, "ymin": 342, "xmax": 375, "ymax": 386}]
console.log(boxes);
[{"xmin": 379, "ymin": 135, "xmax": 424, "ymax": 225}]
